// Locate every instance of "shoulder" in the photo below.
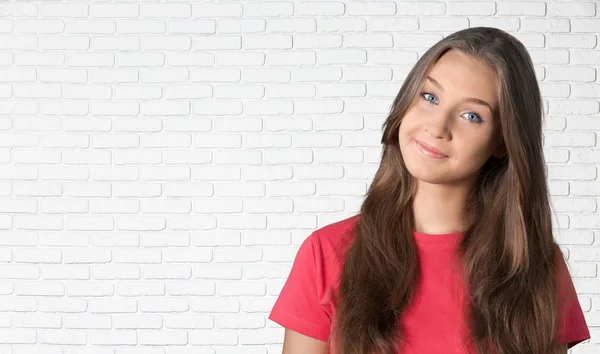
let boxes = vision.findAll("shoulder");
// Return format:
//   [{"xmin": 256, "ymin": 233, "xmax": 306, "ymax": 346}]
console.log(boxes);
[{"xmin": 310, "ymin": 214, "xmax": 360, "ymax": 255}]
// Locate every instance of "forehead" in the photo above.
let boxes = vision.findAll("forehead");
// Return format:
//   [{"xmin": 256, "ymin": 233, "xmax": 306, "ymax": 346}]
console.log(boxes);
[{"xmin": 426, "ymin": 50, "xmax": 499, "ymax": 110}]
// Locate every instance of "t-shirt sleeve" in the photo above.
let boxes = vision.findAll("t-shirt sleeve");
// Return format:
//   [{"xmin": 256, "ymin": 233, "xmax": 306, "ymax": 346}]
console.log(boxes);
[
  {"xmin": 268, "ymin": 231, "xmax": 332, "ymax": 341},
  {"xmin": 556, "ymin": 252, "xmax": 590, "ymax": 349}
]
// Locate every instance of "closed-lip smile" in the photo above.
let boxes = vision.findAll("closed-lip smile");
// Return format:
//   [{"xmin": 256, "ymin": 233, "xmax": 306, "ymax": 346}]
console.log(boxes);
[{"xmin": 415, "ymin": 140, "xmax": 448, "ymax": 158}]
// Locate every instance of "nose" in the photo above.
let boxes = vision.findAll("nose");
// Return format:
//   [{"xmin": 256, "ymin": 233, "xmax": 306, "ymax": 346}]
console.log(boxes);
[{"xmin": 425, "ymin": 111, "xmax": 452, "ymax": 140}]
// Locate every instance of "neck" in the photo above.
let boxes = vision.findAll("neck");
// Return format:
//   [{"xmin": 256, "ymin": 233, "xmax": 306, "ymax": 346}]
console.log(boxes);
[{"xmin": 411, "ymin": 178, "xmax": 474, "ymax": 235}]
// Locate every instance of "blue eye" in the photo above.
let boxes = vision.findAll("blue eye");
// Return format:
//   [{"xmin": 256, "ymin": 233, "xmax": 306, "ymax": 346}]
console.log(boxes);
[
  {"xmin": 422, "ymin": 92, "xmax": 438, "ymax": 104},
  {"xmin": 420, "ymin": 92, "xmax": 483, "ymax": 124}
]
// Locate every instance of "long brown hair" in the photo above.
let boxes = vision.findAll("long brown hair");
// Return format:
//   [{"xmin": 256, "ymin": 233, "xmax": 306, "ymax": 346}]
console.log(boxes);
[{"xmin": 330, "ymin": 27, "xmax": 563, "ymax": 354}]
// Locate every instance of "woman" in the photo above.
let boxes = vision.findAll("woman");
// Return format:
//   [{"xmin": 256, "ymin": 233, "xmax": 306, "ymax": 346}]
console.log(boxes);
[{"xmin": 268, "ymin": 27, "xmax": 590, "ymax": 354}]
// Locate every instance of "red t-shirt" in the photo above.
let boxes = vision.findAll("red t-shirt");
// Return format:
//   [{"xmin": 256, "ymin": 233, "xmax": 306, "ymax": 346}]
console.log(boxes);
[{"xmin": 268, "ymin": 215, "xmax": 591, "ymax": 353}]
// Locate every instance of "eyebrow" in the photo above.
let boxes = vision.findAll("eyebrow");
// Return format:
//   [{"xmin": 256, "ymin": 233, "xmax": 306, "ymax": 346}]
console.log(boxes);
[{"xmin": 426, "ymin": 76, "xmax": 494, "ymax": 113}]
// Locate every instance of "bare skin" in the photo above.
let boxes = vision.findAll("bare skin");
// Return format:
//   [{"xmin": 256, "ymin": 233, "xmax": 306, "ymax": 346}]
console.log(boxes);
[{"xmin": 398, "ymin": 49, "xmax": 506, "ymax": 235}]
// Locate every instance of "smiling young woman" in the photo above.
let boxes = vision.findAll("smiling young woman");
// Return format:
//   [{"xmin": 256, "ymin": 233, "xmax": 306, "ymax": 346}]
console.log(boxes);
[{"xmin": 268, "ymin": 27, "xmax": 590, "ymax": 354}]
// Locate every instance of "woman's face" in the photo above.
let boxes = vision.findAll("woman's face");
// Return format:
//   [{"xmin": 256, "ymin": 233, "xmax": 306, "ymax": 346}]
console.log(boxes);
[{"xmin": 398, "ymin": 49, "xmax": 505, "ymax": 187}]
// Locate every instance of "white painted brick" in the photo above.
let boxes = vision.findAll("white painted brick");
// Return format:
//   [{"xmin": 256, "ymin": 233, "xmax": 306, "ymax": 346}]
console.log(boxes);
[
  {"xmin": 115, "ymin": 215, "xmax": 166, "ymax": 232},
  {"xmin": 168, "ymin": 19, "xmax": 215, "ymax": 34},
  {"xmin": 266, "ymin": 18, "xmax": 316, "ymax": 33},
  {"xmin": 140, "ymin": 199, "xmax": 191, "ymax": 214},
  {"xmin": 112, "ymin": 183, "xmax": 161, "ymax": 198},
  {"xmin": 62, "ymin": 150, "xmax": 111, "ymax": 166},
  {"xmin": 571, "ymin": 19, "xmax": 600, "ymax": 33},
  {"xmin": 214, "ymin": 84, "xmax": 265, "ymax": 99},
  {"xmin": 552, "ymin": 197, "xmax": 597, "ymax": 213},
  {"xmin": 15, "ymin": 19, "xmax": 64, "ymax": 34},
  {"xmin": 38, "ymin": 35, "xmax": 89, "ymax": 50},
  {"xmin": 42, "ymin": 4, "xmax": 89, "ymax": 18},
  {"xmin": 571, "ymin": 83, "xmax": 600, "ymax": 99},
  {"xmin": 40, "ymin": 199, "xmax": 88, "ymax": 214},
  {"xmin": 393, "ymin": 33, "xmax": 444, "ymax": 48},
  {"xmin": 544, "ymin": 132, "xmax": 596, "ymax": 147},
  {"xmin": 295, "ymin": 165, "xmax": 344, "ymax": 180},
  {"xmin": 142, "ymin": 264, "xmax": 191, "ymax": 280},
  {"xmin": 118, "ymin": 19, "xmax": 165, "ymax": 34},
  {"xmin": 244, "ymin": 34, "xmax": 293, "ymax": 50},
  {"xmin": 39, "ymin": 166, "xmax": 87, "ymax": 181},
  {"xmin": 471, "ymin": 17, "xmax": 519, "ymax": 32},
  {"xmin": 142, "ymin": 36, "xmax": 191, "ymax": 51},
  {"xmin": 256, "ymin": 177, "xmax": 308, "ymax": 195},
  {"xmin": 13, "ymin": 149, "xmax": 61, "ymax": 165},
  {"xmin": 295, "ymin": 197, "xmax": 345, "ymax": 213},
  {"xmin": 218, "ymin": 18, "xmax": 266, "ymax": 33},
  {"xmin": 89, "ymin": 199, "xmax": 139, "ymax": 214},
  {"xmin": 164, "ymin": 85, "xmax": 212, "ymax": 100},
  {"xmin": 263, "ymin": 149, "xmax": 312, "ymax": 165},
  {"xmin": 193, "ymin": 199, "xmax": 242, "ymax": 214},
  {"xmin": 548, "ymin": 2, "xmax": 596, "ymax": 17},
  {"xmin": 92, "ymin": 265, "xmax": 139, "ymax": 280},
  {"xmin": 214, "ymin": 182, "xmax": 265, "ymax": 197},
  {"xmin": 115, "ymin": 52, "xmax": 164, "ymax": 67},
  {"xmin": 191, "ymin": 166, "xmax": 240, "ymax": 181},
  {"xmin": 242, "ymin": 231, "xmax": 290, "ymax": 247},
  {"xmin": 168, "ymin": 52, "xmax": 214, "ymax": 67},
  {"xmin": 521, "ymin": 18, "xmax": 570, "ymax": 33},
  {"xmin": 292, "ymin": 133, "xmax": 340, "ymax": 148},
  {"xmin": 14, "ymin": 52, "xmax": 64, "ymax": 67},
  {"xmin": 88, "ymin": 68, "xmax": 138, "ymax": 84},
  {"xmin": 242, "ymin": 166, "xmax": 293, "ymax": 181},
  {"xmin": 140, "ymin": 68, "xmax": 189, "ymax": 83},
  {"xmin": 113, "ymin": 150, "xmax": 161, "ymax": 165},
  {"xmin": 192, "ymin": 231, "xmax": 240, "ymax": 247},
  {"xmin": 88, "ymin": 330, "xmax": 137, "ymax": 345},
  {"xmin": 90, "ymin": 4, "xmax": 139, "ymax": 18},
  {"xmin": 293, "ymin": 33, "xmax": 342, "ymax": 49},
  {"xmin": 571, "ymin": 214, "xmax": 600, "ymax": 229},
  {"xmin": 0, "ymin": 3, "xmax": 39, "ymax": 17},
  {"xmin": 244, "ymin": 199, "xmax": 294, "ymax": 214},
  {"xmin": 294, "ymin": 99, "xmax": 343, "ymax": 115},
  {"xmin": 90, "ymin": 101, "xmax": 139, "ymax": 116},
  {"xmin": 66, "ymin": 19, "xmax": 115, "ymax": 34},
  {"xmin": 0, "ymin": 35, "xmax": 37, "ymax": 50},
  {"xmin": 0, "ymin": 19, "xmax": 12, "ymax": 33},
  {"xmin": 547, "ymin": 66, "xmax": 595, "ymax": 82},
  {"xmin": 420, "ymin": 18, "xmax": 470, "ymax": 32},
  {"xmin": 241, "ymin": 68, "xmax": 289, "ymax": 83},
  {"xmin": 547, "ymin": 34, "xmax": 597, "ymax": 48},
  {"xmin": 141, "ymin": 4, "xmax": 190, "ymax": 18},
  {"xmin": 163, "ymin": 149, "xmax": 211, "ymax": 164},
  {"xmin": 63, "ymin": 85, "xmax": 111, "ymax": 100},
  {"xmin": 319, "ymin": 18, "xmax": 367, "ymax": 32},
  {"xmin": 138, "ymin": 329, "xmax": 188, "ymax": 345},
  {"xmin": 63, "ymin": 314, "xmax": 111, "ymax": 329},
  {"xmin": 447, "ymin": 2, "xmax": 495, "ymax": 15},
  {"xmin": 498, "ymin": 2, "xmax": 546, "ymax": 16},
  {"xmin": 317, "ymin": 181, "xmax": 367, "ymax": 196},
  {"xmin": 345, "ymin": 1, "xmax": 396, "ymax": 16},
  {"xmin": 266, "ymin": 51, "xmax": 314, "ymax": 67},
  {"xmin": 167, "ymin": 215, "xmax": 217, "ymax": 230},
  {"xmin": 193, "ymin": 35, "xmax": 241, "ymax": 50},
  {"xmin": 193, "ymin": 3, "xmax": 243, "ymax": 18},
  {"xmin": 194, "ymin": 134, "xmax": 240, "ymax": 148},
  {"xmin": 549, "ymin": 99, "xmax": 599, "ymax": 115},
  {"xmin": 0, "ymin": 68, "xmax": 34, "ymax": 82}
]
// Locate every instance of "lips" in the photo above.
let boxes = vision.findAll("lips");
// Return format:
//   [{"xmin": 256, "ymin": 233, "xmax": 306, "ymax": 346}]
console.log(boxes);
[{"xmin": 415, "ymin": 140, "xmax": 448, "ymax": 158}]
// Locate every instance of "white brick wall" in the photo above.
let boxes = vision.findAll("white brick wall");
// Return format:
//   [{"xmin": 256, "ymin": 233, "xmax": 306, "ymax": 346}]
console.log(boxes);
[{"xmin": 0, "ymin": 0, "xmax": 598, "ymax": 353}]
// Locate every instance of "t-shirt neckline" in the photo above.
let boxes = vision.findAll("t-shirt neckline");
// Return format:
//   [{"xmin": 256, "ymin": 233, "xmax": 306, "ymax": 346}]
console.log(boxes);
[{"xmin": 412, "ymin": 230, "xmax": 465, "ymax": 245}]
